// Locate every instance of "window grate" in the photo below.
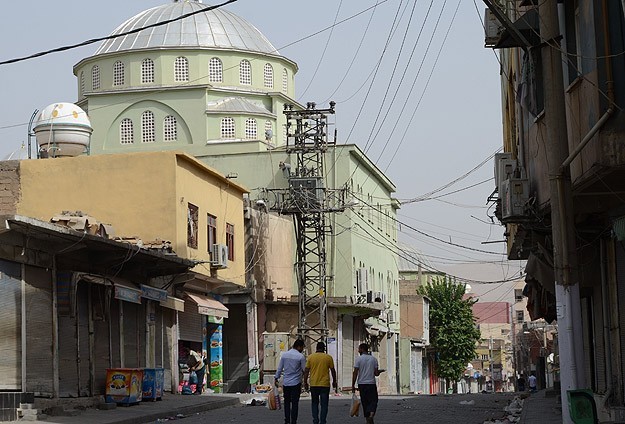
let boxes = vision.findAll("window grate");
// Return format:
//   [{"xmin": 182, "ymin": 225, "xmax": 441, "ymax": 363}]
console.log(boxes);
[
  {"xmin": 120, "ymin": 119, "xmax": 134, "ymax": 144},
  {"xmin": 141, "ymin": 111, "xmax": 155, "ymax": 143},
  {"xmin": 92, "ymin": 65, "xmax": 100, "ymax": 90},
  {"xmin": 263, "ymin": 63, "xmax": 273, "ymax": 88},
  {"xmin": 209, "ymin": 57, "xmax": 223, "ymax": 83},
  {"xmin": 282, "ymin": 68, "xmax": 288, "ymax": 93},
  {"xmin": 239, "ymin": 60, "xmax": 251, "ymax": 85},
  {"xmin": 113, "ymin": 61, "xmax": 125, "ymax": 86},
  {"xmin": 221, "ymin": 117, "xmax": 235, "ymax": 139},
  {"xmin": 245, "ymin": 118, "xmax": 257, "ymax": 140},
  {"xmin": 164, "ymin": 115, "xmax": 177, "ymax": 142},
  {"xmin": 175, "ymin": 57, "xmax": 189, "ymax": 82},
  {"xmin": 142, "ymin": 59, "xmax": 155, "ymax": 84},
  {"xmin": 80, "ymin": 72, "xmax": 85, "ymax": 96}
]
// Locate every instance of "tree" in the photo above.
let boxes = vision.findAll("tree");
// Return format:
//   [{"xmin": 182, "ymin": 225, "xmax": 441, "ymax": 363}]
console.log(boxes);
[{"xmin": 417, "ymin": 276, "xmax": 481, "ymax": 391}]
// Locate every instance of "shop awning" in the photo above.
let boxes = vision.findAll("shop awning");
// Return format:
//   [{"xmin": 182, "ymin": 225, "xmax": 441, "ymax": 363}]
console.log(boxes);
[{"xmin": 186, "ymin": 292, "xmax": 229, "ymax": 318}]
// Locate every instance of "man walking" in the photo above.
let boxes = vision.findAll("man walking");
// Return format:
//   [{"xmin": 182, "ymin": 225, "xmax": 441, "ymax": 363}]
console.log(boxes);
[
  {"xmin": 303, "ymin": 342, "xmax": 337, "ymax": 424},
  {"xmin": 528, "ymin": 372, "xmax": 537, "ymax": 393},
  {"xmin": 352, "ymin": 343, "xmax": 384, "ymax": 424},
  {"xmin": 275, "ymin": 339, "xmax": 306, "ymax": 424}
]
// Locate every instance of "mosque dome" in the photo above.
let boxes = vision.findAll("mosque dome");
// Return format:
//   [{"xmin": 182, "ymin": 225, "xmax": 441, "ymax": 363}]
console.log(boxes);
[{"xmin": 95, "ymin": 0, "xmax": 279, "ymax": 56}]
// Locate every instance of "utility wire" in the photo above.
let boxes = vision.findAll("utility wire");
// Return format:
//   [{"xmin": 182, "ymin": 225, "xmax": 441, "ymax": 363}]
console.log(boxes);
[{"xmin": 0, "ymin": 0, "xmax": 238, "ymax": 66}]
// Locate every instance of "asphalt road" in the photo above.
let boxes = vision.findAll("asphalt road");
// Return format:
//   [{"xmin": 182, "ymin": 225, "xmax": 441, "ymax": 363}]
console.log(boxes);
[{"xmin": 178, "ymin": 392, "xmax": 517, "ymax": 424}]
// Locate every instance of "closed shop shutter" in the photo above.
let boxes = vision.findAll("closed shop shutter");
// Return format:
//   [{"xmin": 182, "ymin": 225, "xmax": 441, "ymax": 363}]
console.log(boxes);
[
  {"xmin": 110, "ymin": 299, "xmax": 121, "ymax": 368},
  {"xmin": 92, "ymin": 285, "xmax": 112, "ymax": 395},
  {"xmin": 615, "ymin": 241, "xmax": 625, "ymax": 400},
  {"xmin": 341, "ymin": 316, "xmax": 354, "ymax": 388},
  {"xmin": 123, "ymin": 302, "xmax": 140, "ymax": 368},
  {"xmin": 162, "ymin": 309, "xmax": 175, "ymax": 391},
  {"xmin": 0, "ymin": 261, "xmax": 22, "ymax": 390},
  {"xmin": 155, "ymin": 307, "xmax": 163, "ymax": 368},
  {"xmin": 77, "ymin": 283, "xmax": 91, "ymax": 396},
  {"xmin": 25, "ymin": 266, "xmax": 53, "ymax": 395},
  {"xmin": 58, "ymin": 272, "xmax": 78, "ymax": 397},
  {"xmin": 178, "ymin": 302, "xmax": 203, "ymax": 343}
]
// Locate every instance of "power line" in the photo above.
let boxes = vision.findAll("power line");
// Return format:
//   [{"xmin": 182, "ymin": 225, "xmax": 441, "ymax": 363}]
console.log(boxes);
[{"xmin": 0, "ymin": 0, "xmax": 238, "ymax": 66}]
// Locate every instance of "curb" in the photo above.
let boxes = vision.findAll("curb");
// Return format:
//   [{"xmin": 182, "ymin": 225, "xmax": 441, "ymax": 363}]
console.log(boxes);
[{"xmin": 95, "ymin": 397, "xmax": 240, "ymax": 424}]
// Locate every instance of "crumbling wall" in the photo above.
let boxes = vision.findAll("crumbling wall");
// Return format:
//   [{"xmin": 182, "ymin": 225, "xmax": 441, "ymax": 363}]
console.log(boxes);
[{"xmin": 0, "ymin": 161, "xmax": 20, "ymax": 215}]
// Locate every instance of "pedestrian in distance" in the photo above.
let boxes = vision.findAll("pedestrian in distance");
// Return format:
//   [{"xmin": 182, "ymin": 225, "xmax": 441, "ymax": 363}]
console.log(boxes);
[
  {"xmin": 275, "ymin": 339, "xmax": 307, "ymax": 424},
  {"xmin": 185, "ymin": 348, "xmax": 206, "ymax": 395},
  {"xmin": 528, "ymin": 372, "xmax": 537, "ymax": 393},
  {"xmin": 303, "ymin": 342, "xmax": 338, "ymax": 424},
  {"xmin": 517, "ymin": 373, "xmax": 526, "ymax": 392},
  {"xmin": 352, "ymin": 343, "xmax": 385, "ymax": 424}
]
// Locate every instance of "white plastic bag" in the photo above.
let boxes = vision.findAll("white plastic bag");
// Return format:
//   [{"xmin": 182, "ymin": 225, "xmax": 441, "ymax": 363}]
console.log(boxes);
[{"xmin": 350, "ymin": 393, "xmax": 360, "ymax": 417}]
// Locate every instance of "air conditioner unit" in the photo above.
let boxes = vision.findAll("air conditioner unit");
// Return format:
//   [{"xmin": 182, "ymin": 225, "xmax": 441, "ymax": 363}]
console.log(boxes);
[
  {"xmin": 500, "ymin": 178, "xmax": 530, "ymax": 222},
  {"xmin": 494, "ymin": 153, "xmax": 517, "ymax": 193},
  {"xmin": 484, "ymin": 8, "xmax": 504, "ymax": 48},
  {"xmin": 210, "ymin": 244, "xmax": 228, "ymax": 269},
  {"xmin": 356, "ymin": 268, "xmax": 368, "ymax": 293},
  {"xmin": 388, "ymin": 310, "xmax": 396, "ymax": 323}
]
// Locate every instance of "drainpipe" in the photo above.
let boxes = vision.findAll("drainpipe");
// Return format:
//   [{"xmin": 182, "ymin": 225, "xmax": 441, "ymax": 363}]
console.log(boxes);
[{"xmin": 600, "ymin": 239, "xmax": 613, "ymax": 407}]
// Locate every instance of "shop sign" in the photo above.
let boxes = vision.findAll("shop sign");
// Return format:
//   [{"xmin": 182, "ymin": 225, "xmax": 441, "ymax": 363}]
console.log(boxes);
[
  {"xmin": 115, "ymin": 285, "xmax": 142, "ymax": 304},
  {"xmin": 141, "ymin": 284, "xmax": 168, "ymax": 301}
]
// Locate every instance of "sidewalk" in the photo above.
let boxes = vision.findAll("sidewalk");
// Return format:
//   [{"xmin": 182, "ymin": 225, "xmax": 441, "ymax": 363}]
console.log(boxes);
[
  {"xmin": 27, "ymin": 393, "xmax": 240, "ymax": 424},
  {"xmin": 520, "ymin": 390, "xmax": 562, "ymax": 424}
]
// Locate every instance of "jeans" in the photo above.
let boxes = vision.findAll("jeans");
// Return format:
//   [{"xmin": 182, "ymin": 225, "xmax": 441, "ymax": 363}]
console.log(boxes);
[
  {"xmin": 283, "ymin": 384, "xmax": 301, "ymax": 423},
  {"xmin": 194, "ymin": 367, "xmax": 205, "ymax": 394},
  {"xmin": 310, "ymin": 386, "xmax": 330, "ymax": 424}
]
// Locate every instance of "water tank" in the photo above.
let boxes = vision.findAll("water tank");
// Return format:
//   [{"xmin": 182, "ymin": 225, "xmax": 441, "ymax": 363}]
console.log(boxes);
[{"xmin": 33, "ymin": 103, "xmax": 92, "ymax": 158}]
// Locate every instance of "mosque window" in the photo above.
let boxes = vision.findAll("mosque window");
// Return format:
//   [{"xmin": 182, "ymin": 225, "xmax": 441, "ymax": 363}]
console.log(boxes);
[
  {"xmin": 113, "ymin": 61, "xmax": 125, "ymax": 86},
  {"xmin": 282, "ymin": 68, "xmax": 288, "ymax": 93},
  {"xmin": 245, "ymin": 118, "xmax": 257, "ymax": 140},
  {"xmin": 80, "ymin": 72, "xmax": 85, "ymax": 96},
  {"xmin": 221, "ymin": 117, "xmax": 235, "ymax": 139},
  {"xmin": 175, "ymin": 57, "xmax": 189, "ymax": 82},
  {"xmin": 120, "ymin": 119, "xmax": 134, "ymax": 144},
  {"xmin": 141, "ymin": 111, "xmax": 155, "ymax": 143},
  {"xmin": 92, "ymin": 65, "xmax": 100, "ymax": 90},
  {"xmin": 164, "ymin": 115, "xmax": 177, "ymax": 142},
  {"xmin": 142, "ymin": 59, "xmax": 155, "ymax": 84},
  {"xmin": 209, "ymin": 57, "xmax": 223, "ymax": 83},
  {"xmin": 239, "ymin": 60, "xmax": 252, "ymax": 85},
  {"xmin": 264, "ymin": 64, "xmax": 273, "ymax": 89}
]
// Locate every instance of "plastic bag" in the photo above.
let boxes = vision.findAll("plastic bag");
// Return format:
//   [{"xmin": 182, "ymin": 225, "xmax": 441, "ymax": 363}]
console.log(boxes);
[
  {"xmin": 267, "ymin": 385, "xmax": 281, "ymax": 410},
  {"xmin": 350, "ymin": 393, "xmax": 360, "ymax": 417},
  {"xmin": 188, "ymin": 371, "xmax": 198, "ymax": 385}
]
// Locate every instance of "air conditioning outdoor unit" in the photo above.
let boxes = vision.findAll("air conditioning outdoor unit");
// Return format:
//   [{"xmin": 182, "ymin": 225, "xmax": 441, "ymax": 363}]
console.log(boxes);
[
  {"xmin": 494, "ymin": 153, "xmax": 517, "ymax": 193},
  {"xmin": 484, "ymin": 8, "xmax": 505, "ymax": 48},
  {"xmin": 210, "ymin": 243, "xmax": 228, "ymax": 269},
  {"xmin": 500, "ymin": 178, "xmax": 530, "ymax": 222}
]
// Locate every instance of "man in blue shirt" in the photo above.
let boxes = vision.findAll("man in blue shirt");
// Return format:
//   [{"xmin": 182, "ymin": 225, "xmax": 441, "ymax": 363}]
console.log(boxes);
[
  {"xmin": 352, "ymin": 343, "xmax": 384, "ymax": 424},
  {"xmin": 275, "ymin": 339, "xmax": 306, "ymax": 424}
]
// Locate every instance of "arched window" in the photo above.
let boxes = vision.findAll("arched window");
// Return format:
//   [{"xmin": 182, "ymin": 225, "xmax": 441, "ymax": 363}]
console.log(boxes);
[
  {"xmin": 245, "ymin": 118, "xmax": 257, "ymax": 140},
  {"xmin": 164, "ymin": 116, "xmax": 177, "ymax": 142},
  {"xmin": 174, "ymin": 57, "xmax": 189, "ymax": 82},
  {"xmin": 120, "ymin": 119, "xmax": 134, "ymax": 144},
  {"xmin": 282, "ymin": 68, "xmax": 288, "ymax": 93},
  {"xmin": 113, "ymin": 61, "xmax": 125, "ymax": 86},
  {"xmin": 141, "ymin": 111, "xmax": 155, "ymax": 143},
  {"xmin": 239, "ymin": 60, "xmax": 251, "ymax": 85},
  {"xmin": 221, "ymin": 117, "xmax": 235, "ymax": 139},
  {"xmin": 92, "ymin": 65, "xmax": 100, "ymax": 90},
  {"xmin": 209, "ymin": 57, "xmax": 223, "ymax": 83},
  {"xmin": 263, "ymin": 63, "xmax": 273, "ymax": 88},
  {"xmin": 264, "ymin": 121, "xmax": 273, "ymax": 141},
  {"xmin": 80, "ymin": 72, "xmax": 85, "ymax": 96},
  {"xmin": 142, "ymin": 59, "xmax": 154, "ymax": 84}
]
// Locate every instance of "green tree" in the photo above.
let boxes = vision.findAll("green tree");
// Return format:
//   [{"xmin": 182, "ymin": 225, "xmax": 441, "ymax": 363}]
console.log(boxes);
[{"xmin": 417, "ymin": 276, "xmax": 481, "ymax": 392}]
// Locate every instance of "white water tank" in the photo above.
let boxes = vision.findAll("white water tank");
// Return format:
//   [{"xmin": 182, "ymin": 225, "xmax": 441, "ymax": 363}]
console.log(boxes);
[{"xmin": 33, "ymin": 103, "xmax": 92, "ymax": 158}]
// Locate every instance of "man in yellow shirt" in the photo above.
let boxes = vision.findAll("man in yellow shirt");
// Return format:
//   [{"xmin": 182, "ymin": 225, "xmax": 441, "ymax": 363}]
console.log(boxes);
[{"xmin": 303, "ymin": 342, "xmax": 337, "ymax": 424}]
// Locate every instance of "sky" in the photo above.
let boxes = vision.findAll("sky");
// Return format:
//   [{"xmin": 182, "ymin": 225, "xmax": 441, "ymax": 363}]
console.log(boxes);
[{"xmin": 0, "ymin": 0, "xmax": 521, "ymax": 303}]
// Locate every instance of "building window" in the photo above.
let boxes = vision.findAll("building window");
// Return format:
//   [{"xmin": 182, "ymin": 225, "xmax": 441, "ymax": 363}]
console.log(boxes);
[
  {"xmin": 207, "ymin": 214, "xmax": 217, "ymax": 253},
  {"xmin": 516, "ymin": 310, "xmax": 524, "ymax": 323},
  {"xmin": 187, "ymin": 203, "xmax": 199, "ymax": 249},
  {"xmin": 245, "ymin": 118, "xmax": 257, "ymax": 140},
  {"xmin": 92, "ymin": 65, "xmax": 100, "ymax": 90},
  {"xmin": 141, "ymin": 111, "xmax": 155, "ymax": 143},
  {"xmin": 163, "ymin": 115, "xmax": 177, "ymax": 142},
  {"xmin": 113, "ymin": 61, "xmax": 125, "ymax": 86},
  {"xmin": 282, "ymin": 68, "xmax": 288, "ymax": 93},
  {"xmin": 239, "ymin": 60, "xmax": 251, "ymax": 85},
  {"xmin": 221, "ymin": 117, "xmax": 235, "ymax": 139},
  {"xmin": 226, "ymin": 223, "xmax": 234, "ymax": 261},
  {"xmin": 265, "ymin": 121, "xmax": 273, "ymax": 141},
  {"xmin": 514, "ymin": 289, "xmax": 523, "ymax": 302},
  {"xmin": 80, "ymin": 72, "xmax": 85, "ymax": 96},
  {"xmin": 481, "ymin": 354, "xmax": 489, "ymax": 361},
  {"xmin": 209, "ymin": 57, "xmax": 222, "ymax": 83},
  {"xmin": 142, "ymin": 58, "xmax": 155, "ymax": 84},
  {"xmin": 120, "ymin": 119, "xmax": 134, "ymax": 144},
  {"xmin": 263, "ymin": 63, "xmax": 273, "ymax": 88},
  {"xmin": 174, "ymin": 56, "xmax": 189, "ymax": 82}
]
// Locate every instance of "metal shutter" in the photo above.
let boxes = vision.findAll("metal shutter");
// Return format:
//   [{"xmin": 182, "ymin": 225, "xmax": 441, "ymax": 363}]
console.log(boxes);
[
  {"xmin": 615, "ymin": 241, "xmax": 625, "ymax": 401},
  {"xmin": 110, "ymin": 299, "xmax": 121, "ymax": 368},
  {"xmin": 178, "ymin": 302, "xmax": 203, "ymax": 343},
  {"xmin": 341, "ymin": 316, "xmax": 354, "ymax": 388},
  {"xmin": 24, "ymin": 266, "xmax": 53, "ymax": 395},
  {"xmin": 123, "ymin": 302, "xmax": 140, "ymax": 368},
  {"xmin": 0, "ymin": 261, "xmax": 21, "ymax": 390},
  {"xmin": 92, "ymin": 285, "xmax": 111, "ymax": 395},
  {"xmin": 77, "ymin": 283, "xmax": 91, "ymax": 396}
]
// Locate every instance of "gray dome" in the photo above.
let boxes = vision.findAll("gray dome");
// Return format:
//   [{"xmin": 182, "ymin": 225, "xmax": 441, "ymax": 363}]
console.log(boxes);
[{"xmin": 95, "ymin": 1, "xmax": 279, "ymax": 56}]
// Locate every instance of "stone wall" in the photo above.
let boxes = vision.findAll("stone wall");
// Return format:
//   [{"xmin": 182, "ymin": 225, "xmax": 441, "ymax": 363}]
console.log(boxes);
[{"xmin": 0, "ymin": 160, "xmax": 20, "ymax": 215}]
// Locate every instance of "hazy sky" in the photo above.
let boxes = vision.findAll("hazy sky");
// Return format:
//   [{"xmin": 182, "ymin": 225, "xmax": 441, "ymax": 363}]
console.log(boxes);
[{"xmin": 0, "ymin": 0, "xmax": 520, "ymax": 302}]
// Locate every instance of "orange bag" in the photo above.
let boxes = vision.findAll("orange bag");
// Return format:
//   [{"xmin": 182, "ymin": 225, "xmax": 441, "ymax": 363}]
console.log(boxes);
[{"xmin": 350, "ymin": 393, "xmax": 360, "ymax": 417}]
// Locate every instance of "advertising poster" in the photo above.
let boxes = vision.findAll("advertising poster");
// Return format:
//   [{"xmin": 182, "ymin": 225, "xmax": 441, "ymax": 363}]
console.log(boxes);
[{"xmin": 209, "ymin": 324, "xmax": 223, "ymax": 393}]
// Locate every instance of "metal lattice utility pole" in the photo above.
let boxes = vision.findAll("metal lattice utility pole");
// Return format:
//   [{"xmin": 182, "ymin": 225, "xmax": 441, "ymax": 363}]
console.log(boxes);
[{"xmin": 266, "ymin": 102, "xmax": 346, "ymax": 348}]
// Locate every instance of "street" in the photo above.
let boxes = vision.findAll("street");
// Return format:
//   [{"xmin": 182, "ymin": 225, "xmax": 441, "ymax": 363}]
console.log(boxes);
[{"xmin": 178, "ymin": 393, "xmax": 517, "ymax": 424}]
